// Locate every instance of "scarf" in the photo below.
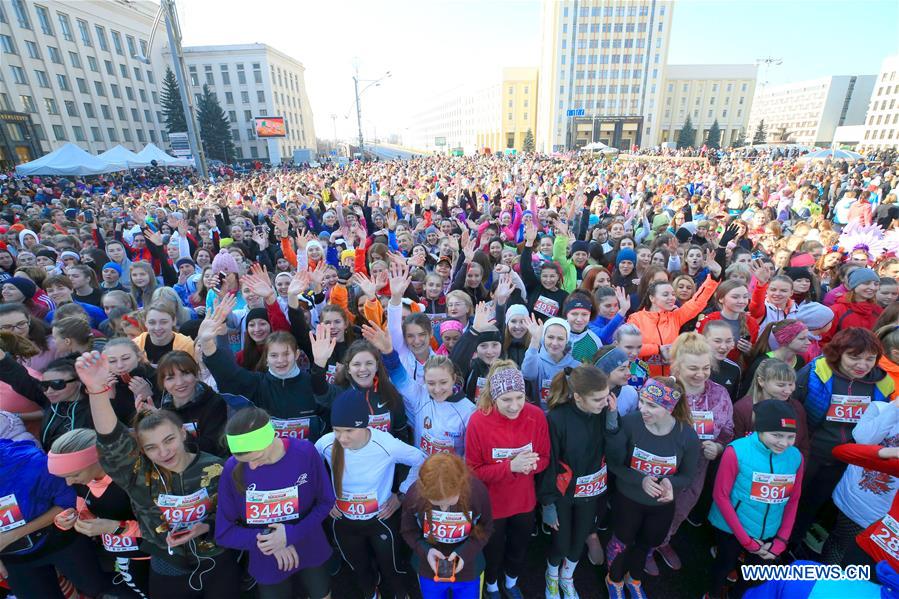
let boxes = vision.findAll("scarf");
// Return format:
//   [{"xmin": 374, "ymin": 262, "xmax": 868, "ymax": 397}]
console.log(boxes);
[{"xmin": 269, "ymin": 362, "xmax": 301, "ymax": 380}]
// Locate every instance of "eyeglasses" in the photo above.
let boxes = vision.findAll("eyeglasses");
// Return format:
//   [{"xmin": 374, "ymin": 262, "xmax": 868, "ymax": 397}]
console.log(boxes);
[
  {"xmin": 39, "ymin": 378, "xmax": 78, "ymax": 390},
  {"xmin": 0, "ymin": 321, "xmax": 29, "ymax": 332}
]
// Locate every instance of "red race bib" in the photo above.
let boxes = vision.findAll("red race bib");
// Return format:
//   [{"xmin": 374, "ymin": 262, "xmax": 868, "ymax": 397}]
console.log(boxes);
[
  {"xmin": 336, "ymin": 493, "xmax": 379, "ymax": 520},
  {"xmin": 101, "ymin": 530, "xmax": 140, "ymax": 553},
  {"xmin": 533, "ymin": 296, "xmax": 559, "ymax": 317},
  {"xmin": 574, "ymin": 463, "xmax": 608, "ymax": 498},
  {"xmin": 866, "ymin": 514, "xmax": 899, "ymax": 562},
  {"xmin": 420, "ymin": 431, "xmax": 454, "ymax": 456},
  {"xmin": 245, "ymin": 486, "xmax": 299, "ymax": 525},
  {"xmin": 271, "ymin": 417, "xmax": 311, "ymax": 440},
  {"xmin": 0, "ymin": 494, "xmax": 25, "ymax": 533},
  {"xmin": 368, "ymin": 412, "xmax": 391, "ymax": 433},
  {"xmin": 156, "ymin": 488, "xmax": 211, "ymax": 531},
  {"xmin": 630, "ymin": 447, "xmax": 677, "ymax": 476},
  {"xmin": 692, "ymin": 409, "xmax": 715, "ymax": 440},
  {"xmin": 826, "ymin": 394, "xmax": 871, "ymax": 424},
  {"xmin": 423, "ymin": 510, "xmax": 471, "ymax": 544},
  {"xmin": 750, "ymin": 472, "xmax": 795, "ymax": 504}
]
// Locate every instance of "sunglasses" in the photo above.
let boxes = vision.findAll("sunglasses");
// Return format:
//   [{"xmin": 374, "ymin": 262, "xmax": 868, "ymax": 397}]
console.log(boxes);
[{"xmin": 39, "ymin": 378, "xmax": 78, "ymax": 390}]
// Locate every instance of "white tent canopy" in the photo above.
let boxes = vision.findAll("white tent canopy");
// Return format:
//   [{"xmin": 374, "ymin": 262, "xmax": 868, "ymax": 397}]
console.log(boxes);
[
  {"xmin": 582, "ymin": 141, "xmax": 620, "ymax": 154},
  {"xmin": 15, "ymin": 143, "xmax": 124, "ymax": 176},
  {"xmin": 98, "ymin": 145, "xmax": 147, "ymax": 169},
  {"xmin": 135, "ymin": 143, "xmax": 193, "ymax": 167}
]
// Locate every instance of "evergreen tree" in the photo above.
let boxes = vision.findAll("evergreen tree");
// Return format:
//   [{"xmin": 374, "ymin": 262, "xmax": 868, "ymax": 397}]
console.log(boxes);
[
  {"xmin": 197, "ymin": 84, "xmax": 235, "ymax": 162},
  {"xmin": 732, "ymin": 128, "xmax": 747, "ymax": 148},
  {"xmin": 523, "ymin": 129, "xmax": 535, "ymax": 153},
  {"xmin": 752, "ymin": 119, "xmax": 767, "ymax": 145},
  {"xmin": 676, "ymin": 116, "xmax": 696, "ymax": 149},
  {"xmin": 706, "ymin": 119, "xmax": 721, "ymax": 149},
  {"xmin": 160, "ymin": 67, "xmax": 186, "ymax": 134}
]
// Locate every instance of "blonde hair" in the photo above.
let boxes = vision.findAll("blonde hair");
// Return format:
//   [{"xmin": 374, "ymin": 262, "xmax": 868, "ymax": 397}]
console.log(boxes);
[
  {"xmin": 749, "ymin": 358, "xmax": 796, "ymax": 403},
  {"xmin": 445, "ymin": 290, "xmax": 474, "ymax": 318},
  {"xmin": 477, "ymin": 359, "xmax": 519, "ymax": 413},
  {"xmin": 670, "ymin": 332, "xmax": 713, "ymax": 371}
]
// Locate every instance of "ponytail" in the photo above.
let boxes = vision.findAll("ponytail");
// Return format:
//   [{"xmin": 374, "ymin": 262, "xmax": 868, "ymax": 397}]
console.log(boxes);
[{"xmin": 547, "ymin": 364, "xmax": 608, "ymax": 410}]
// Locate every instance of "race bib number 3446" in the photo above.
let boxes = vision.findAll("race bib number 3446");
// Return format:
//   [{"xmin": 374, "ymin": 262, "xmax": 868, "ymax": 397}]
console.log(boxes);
[{"xmin": 245, "ymin": 486, "xmax": 299, "ymax": 525}]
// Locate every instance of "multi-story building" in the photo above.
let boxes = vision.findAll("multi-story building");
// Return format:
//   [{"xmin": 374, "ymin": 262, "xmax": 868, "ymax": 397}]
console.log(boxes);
[
  {"xmin": 170, "ymin": 43, "xmax": 315, "ymax": 162},
  {"xmin": 536, "ymin": 0, "xmax": 674, "ymax": 152},
  {"xmin": 497, "ymin": 67, "xmax": 539, "ymax": 152},
  {"xmin": 656, "ymin": 64, "xmax": 757, "ymax": 147},
  {"xmin": 409, "ymin": 67, "xmax": 537, "ymax": 156},
  {"xmin": 861, "ymin": 54, "xmax": 899, "ymax": 151},
  {"xmin": 0, "ymin": 0, "xmax": 167, "ymax": 155},
  {"xmin": 746, "ymin": 75, "xmax": 875, "ymax": 146}
]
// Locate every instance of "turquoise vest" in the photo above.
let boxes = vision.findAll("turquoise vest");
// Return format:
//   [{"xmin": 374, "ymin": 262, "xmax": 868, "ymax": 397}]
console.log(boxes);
[{"xmin": 709, "ymin": 433, "xmax": 802, "ymax": 541}]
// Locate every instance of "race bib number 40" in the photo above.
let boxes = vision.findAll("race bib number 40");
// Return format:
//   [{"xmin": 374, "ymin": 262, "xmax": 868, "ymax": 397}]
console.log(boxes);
[
  {"xmin": 336, "ymin": 493, "xmax": 379, "ymax": 520},
  {"xmin": 826, "ymin": 395, "xmax": 871, "ymax": 423},
  {"xmin": 0, "ymin": 494, "xmax": 25, "ymax": 533},
  {"xmin": 156, "ymin": 488, "xmax": 211, "ymax": 531},
  {"xmin": 574, "ymin": 463, "xmax": 608, "ymax": 498},
  {"xmin": 271, "ymin": 417, "xmax": 311, "ymax": 440},
  {"xmin": 423, "ymin": 510, "xmax": 472, "ymax": 544},
  {"xmin": 246, "ymin": 486, "xmax": 299, "ymax": 525},
  {"xmin": 750, "ymin": 472, "xmax": 795, "ymax": 504},
  {"xmin": 630, "ymin": 447, "xmax": 677, "ymax": 476}
]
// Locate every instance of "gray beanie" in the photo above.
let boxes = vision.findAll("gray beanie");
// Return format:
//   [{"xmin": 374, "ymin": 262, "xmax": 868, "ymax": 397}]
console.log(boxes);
[
  {"xmin": 794, "ymin": 302, "xmax": 834, "ymax": 330},
  {"xmin": 847, "ymin": 268, "xmax": 879, "ymax": 290}
]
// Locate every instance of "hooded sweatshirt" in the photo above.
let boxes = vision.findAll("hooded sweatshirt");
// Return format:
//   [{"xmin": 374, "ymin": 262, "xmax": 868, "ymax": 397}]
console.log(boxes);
[
  {"xmin": 521, "ymin": 321, "xmax": 581, "ymax": 411},
  {"xmin": 160, "ymin": 382, "xmax": 229, "ymax": 457},
  {"xmin": 823, "ymin": 296, "xmax": 883, "ymax": 343}
]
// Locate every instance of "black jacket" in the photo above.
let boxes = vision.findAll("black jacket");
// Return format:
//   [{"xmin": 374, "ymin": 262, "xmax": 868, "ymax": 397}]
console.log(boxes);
[{"xmin": 159, "ymin": 382, "xmax": 228, "ymax": 457}]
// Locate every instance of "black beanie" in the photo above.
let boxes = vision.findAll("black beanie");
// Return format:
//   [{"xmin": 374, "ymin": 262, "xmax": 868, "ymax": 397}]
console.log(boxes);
[
  {"xmin": 331, "ymin": 389, "xmax": 372, "ymax": 429},
  {"xmin": 753, "ymin": 400, "xmax": 798, "ymax": 433},
  {"xmin": 784, "ymin": 267, "xmax": 811, "ymax": 282}
]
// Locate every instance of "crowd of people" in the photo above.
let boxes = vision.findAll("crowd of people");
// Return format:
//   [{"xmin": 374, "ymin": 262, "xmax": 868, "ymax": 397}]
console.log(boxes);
[{"xmin": 0, "ymin": 147, "xmax": 898, "ymax": 599}]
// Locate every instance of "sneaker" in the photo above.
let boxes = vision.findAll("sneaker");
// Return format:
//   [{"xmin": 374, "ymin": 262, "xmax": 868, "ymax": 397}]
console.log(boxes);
[
  {"xmin": 559, "ymin": 576, "xmax": 580, "ymax": 599},
  {"xmin": 545, "ymin": 570, "xmax": 560, "ymax": 599},
  {"xmin": 502, "ymin": 584, "xmax": 524, "ymax": 599},
  {"xmin": 726, "ymin": 569, "xmax": 738, "ymax": 584},
  {"xmin": 624, "ymin": 574, "xmax": 648, "ymax": 599},
  {"xmin": 644, "ymin": 552, "xmax": 659, "ymax": 577},
  {"xmin": 605, "ymin": 574, "xmax": 627, "ymax": 599},
  {"xmin": 656, "ymin": 544, "xmax": 682, "ymax": 570},
  {"xmin": 484, "ymin": 589, "xmax": 502, "ymax": 599},
  {"xmin": 586, "ymin": 534, "xmax": 605, "ymax": 565}
]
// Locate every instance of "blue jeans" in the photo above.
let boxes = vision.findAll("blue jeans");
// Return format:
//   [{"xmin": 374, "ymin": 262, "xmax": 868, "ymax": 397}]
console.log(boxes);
[{"xmin": 419, "ymin": 575, "xmax": 480, "ymax": 599}]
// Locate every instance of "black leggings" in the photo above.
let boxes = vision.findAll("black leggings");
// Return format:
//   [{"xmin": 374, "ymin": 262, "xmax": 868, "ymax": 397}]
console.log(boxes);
[
  {"xmin": 608, "ymin": 492, "xmax": 675, "ymax": 583},
  {"xmin": 791, "ymin": 455, "xmax": 847, "ymax": 546},
  {"xmin": 113, "ymin": 555, "xmax": 151, "ymax": 598},
  {"xmin": 148, "ymin": 549, "xmax": 241, "ymax": 599},
  {"xmin": 257, "ymin": 564, "xmax": 331, "ymax": 599},
  {"xmin": 332, "ymin": 512, "xmax": 406, "ymax": 599},
  {"xmin": 483, "ymin": 510, "xmax": 534, "ymax": 584},
  {"xmin": 821, "ymin": 509, "xmax": 864, "ymax": 566},
  {"xmin": 3, "ymin": 534, "xmax": 110, "ymax": 599},
  {"xmin": 549, "ymin": 497, "xmax": 605, "ymax": 566}
]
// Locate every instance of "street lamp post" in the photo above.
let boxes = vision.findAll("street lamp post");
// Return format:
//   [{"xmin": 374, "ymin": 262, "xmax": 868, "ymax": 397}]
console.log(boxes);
[{"xmin": 353, "ymin": 69, "xmax": 391, "ymax": 160}]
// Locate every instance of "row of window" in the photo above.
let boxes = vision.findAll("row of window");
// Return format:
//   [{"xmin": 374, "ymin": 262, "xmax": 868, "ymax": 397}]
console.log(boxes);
[
  {"xmin": 189, "ymin": 63, "xmax": 263, "ymax": 86},
  {"xmin": 871, "ymin": 98, "xmax": 897, "ymax": 112},
  {"xmin": 667, "ymin": 82, "xmax": 749, "ymax": 93},
  {"xmin": 563, "ymin": 5, "xmax": 661, "ymax": 18},
  {"xmin": 666, "ymin": 96, "xmax": 746, "ymax": 106},
  {"xmin": 3, "ymin": 1, "xmax": 149, "ymax": 58},
  {"xmin": 864, "ymin": 128, "xmax": 897, "ymax": 140},
  {"xmin": 8, "ymin": 65, "xmax": 158, "ymax": 106},
  {"xmin": 868, "ymin": 113, "xmax": 899, "ymax": 126},
  {"xmin": 663, "ymin": 108, "xmax": 742, "ymax": 120},
  {"xmin": 563, "ymin": 21, "xmax": 663, "ymax": 34}
]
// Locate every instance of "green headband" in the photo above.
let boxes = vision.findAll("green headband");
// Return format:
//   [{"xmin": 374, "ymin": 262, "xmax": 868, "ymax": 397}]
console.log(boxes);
[{"xmin": 226, "ymin": 423, "xmax": 276, "ymax": 453}]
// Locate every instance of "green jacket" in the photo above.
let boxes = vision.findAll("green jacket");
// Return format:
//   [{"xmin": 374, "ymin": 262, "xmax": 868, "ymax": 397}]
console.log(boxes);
[
  {"xmin": 553, "ymin": 234, "xmax": 578, "ymax": 293},
  {"xmin": 97, "ymin": 422, "xmax": 226, "ymax": 566}
]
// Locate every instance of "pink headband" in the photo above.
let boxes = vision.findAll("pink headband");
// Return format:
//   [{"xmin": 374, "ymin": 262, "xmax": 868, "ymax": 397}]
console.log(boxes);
[
  {"xmin": 440, "ymin": 319, "xmax": 464, "ymax": 335},
  {"xmin": 790, "ymin": 254, "xmax": 816, "ymax": 268},
  {"xmin": 772, "ymin": 321, "xmax": 808, "ymax": 347},
  {"xmin": 489, "ymin": 368, "xmax": 525, "ymax": 398},
  {"xmin": 47, "ymin": 445, "xmax": 99, "ymax": 476}
]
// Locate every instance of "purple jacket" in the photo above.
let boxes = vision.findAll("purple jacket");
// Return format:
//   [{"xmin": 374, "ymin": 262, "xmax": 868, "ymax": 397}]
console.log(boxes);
[{"xmin": 215, "ymin": 438, "xmax": 335, "ymax": 584}]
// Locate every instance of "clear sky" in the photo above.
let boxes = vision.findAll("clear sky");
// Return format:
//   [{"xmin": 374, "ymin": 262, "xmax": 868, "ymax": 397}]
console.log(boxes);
[{"xmin": 174, "ymin": 0, "xmax": 897, "ymax": 143}]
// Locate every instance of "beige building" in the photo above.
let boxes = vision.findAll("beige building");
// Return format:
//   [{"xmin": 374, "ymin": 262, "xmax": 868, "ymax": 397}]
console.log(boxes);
[
  {"xmin": 0, "ymin": 0, "xmax": 167, "ymax": 154},
  {"xmin": 498, "ymin": 67, "xmax": 538, "ymax": 152},
  {"xmin": 861, "ymin": 54, "xmax": 899, "ymax": 151},
  {"xmin": 747, "ymin": 75, "xmax": 875, "ymax": 146},
  {"xmin": 168, "ymin": 44, "xmax": 316, "ymax": 161},
  {"xmin": 536, "ymin": 0, "xmax": 674, "ymax": 152},
  {"xmin": 656, "ymin": 64, "xmax": 757, "ymax": 147},
  {"xmin": 409, "ymin": 67, "xmax": 537, "ymax": 155}
]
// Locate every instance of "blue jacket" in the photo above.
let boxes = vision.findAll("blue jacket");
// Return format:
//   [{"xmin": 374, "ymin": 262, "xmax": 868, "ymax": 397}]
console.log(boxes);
[
  {"xmin": 0, "ymin": 438, "xmax": 75, "ymax": 553},
  {"xmin": 587, "ymin": 313, "xmax": 625, "ymax": 345},
  {"xmin": 709, "ymin": 434, "xmax": 802, "ymax": 542},
  {"xmin": 46, "ymin": 300, "xmax": 108, "ymax": 329}
]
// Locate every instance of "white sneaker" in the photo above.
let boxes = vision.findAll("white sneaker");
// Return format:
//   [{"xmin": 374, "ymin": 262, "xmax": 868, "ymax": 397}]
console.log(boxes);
[
  {"xmin": 559, "ymin": 576, "xmax": 580, "ymax": 599},
  {"xmin": 545, "ymin": 570, "xmax": 561, "ymax": 599}
]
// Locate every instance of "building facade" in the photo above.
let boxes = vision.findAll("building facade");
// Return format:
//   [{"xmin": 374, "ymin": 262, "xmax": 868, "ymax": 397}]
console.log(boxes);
[
  {"xmin": 536, "ymin": 0, "xmax": 674, "ymax": 152},
  {"xmin": 861, "ymin": 54, "xmax": 899, "ymax": 151},
  {"xmin": 170, "ymin": 43, "xmax": 316, "ymax": 162},
  {"xmin": 656, "ymin": 64, "xmax": 757, "ymax": 147},
  {"xmin": 746, "ymin": 74, "xmax": 875, "ymax": 146},
  {"xmin": 0, "ymin": 110, "xmax": 42, "ymax": 167},
  {"xmin": 498, "ymin": 67, "xmax": 538, "ymax": 152},
  {"xmin": 0, "ymin": 0, "xmax": 167, "ymax": 157}
]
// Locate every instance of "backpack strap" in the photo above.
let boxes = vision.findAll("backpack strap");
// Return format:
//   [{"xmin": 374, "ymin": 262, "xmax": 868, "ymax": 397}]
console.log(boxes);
[{"xmin": 836, "ymin": 308, "xmax": 856, "ymax": 330}]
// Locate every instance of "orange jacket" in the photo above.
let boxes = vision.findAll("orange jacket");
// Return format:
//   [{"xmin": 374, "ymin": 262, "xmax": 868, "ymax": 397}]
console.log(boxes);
[
  {"xmin": 878, "ymin": 356, "xmax": 899, "ymax": 400},
  {"xmin": 626, "ymin": 275, "xmax": 719, "ymax": 376}
]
